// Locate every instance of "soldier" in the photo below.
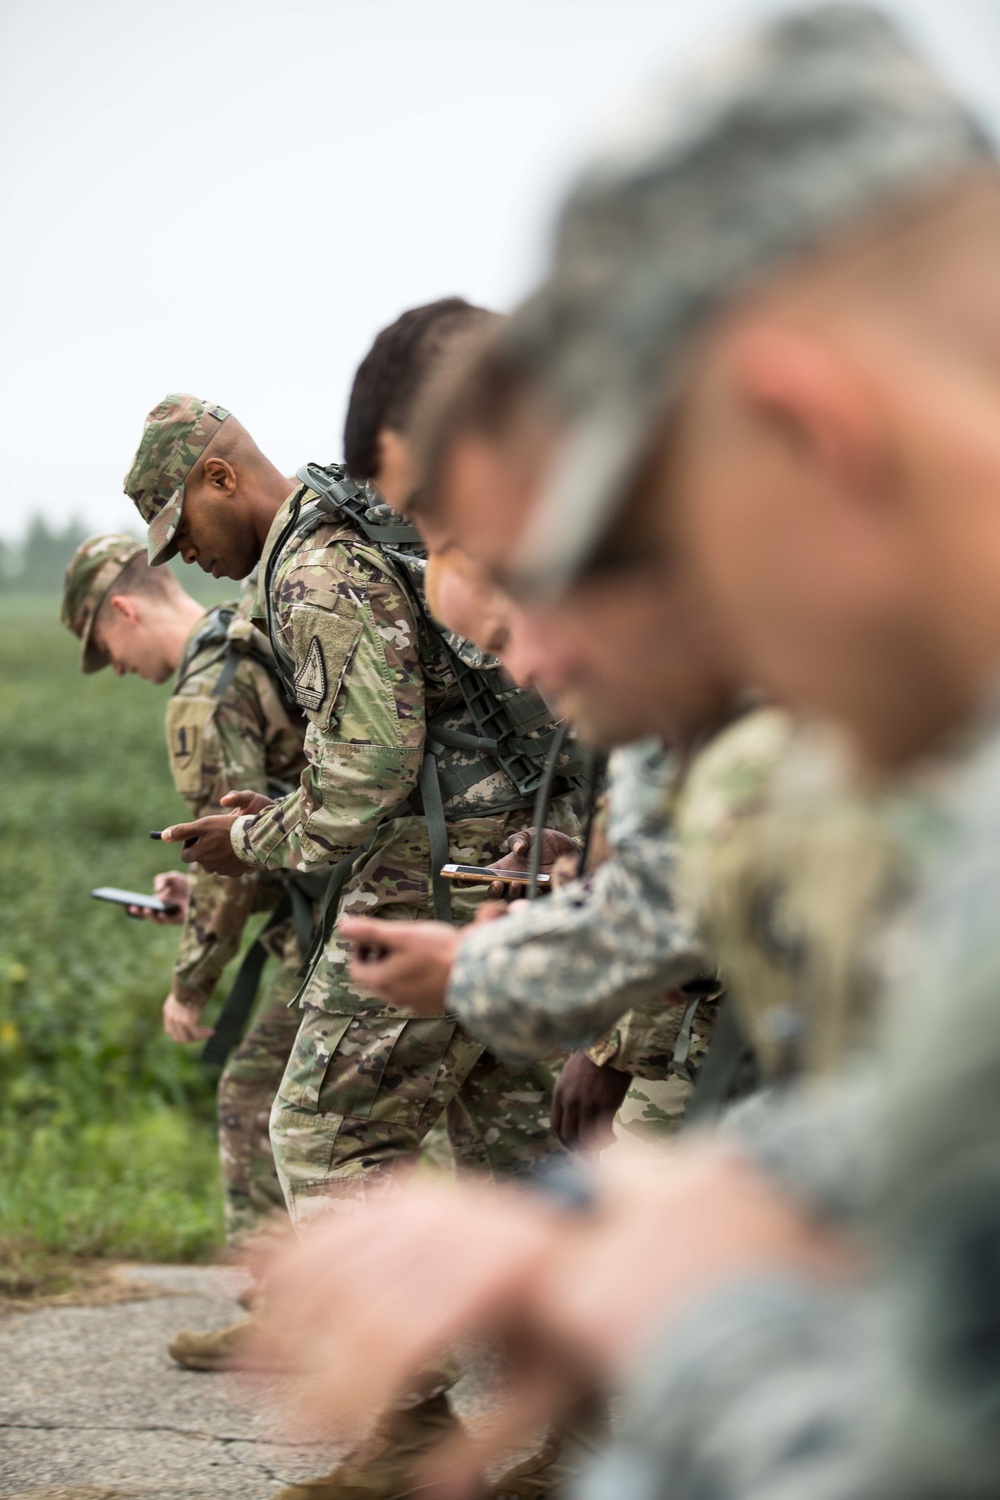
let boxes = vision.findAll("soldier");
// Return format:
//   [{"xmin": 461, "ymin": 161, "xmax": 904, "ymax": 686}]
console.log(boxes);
[
  {"xmin": 341, "ymin": 540, "xmax": 722, "ymax": 1143},
  {"xmin": 341, "ymin": 305, "xmax": 725, "ymax": 1143},
  {"xmin": 123, "ymin": 391, "xmax": 584, "ymax": 1500},
  {"xmin": 60, "ymin": 533, "xmax": 309, "ymax": 1370}
]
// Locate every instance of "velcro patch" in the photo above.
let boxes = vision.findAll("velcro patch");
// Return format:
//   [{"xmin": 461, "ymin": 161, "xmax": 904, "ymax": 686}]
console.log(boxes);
[
  {"xmin": 289, "ymin": 605, "xmax": 364, "ymax": 729},
  {"xmin": 164, "ymin": 696, "xmax": 218, "ymax": 800}
]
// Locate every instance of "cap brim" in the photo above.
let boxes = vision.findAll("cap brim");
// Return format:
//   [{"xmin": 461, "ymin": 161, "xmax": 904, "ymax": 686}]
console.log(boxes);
[
  {"xmin": 509, "ymin": 392, "xmax": 647, "ymax": 601},
  {"xmin": 147, "ymin": 487, "xmax": 184, "ymax": 566}
]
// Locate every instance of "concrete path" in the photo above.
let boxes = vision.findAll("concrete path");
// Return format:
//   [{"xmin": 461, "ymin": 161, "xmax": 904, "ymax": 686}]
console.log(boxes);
[{"xmin": 0, "ymin": 1265, "xmax": 341, "ymax": 1500}]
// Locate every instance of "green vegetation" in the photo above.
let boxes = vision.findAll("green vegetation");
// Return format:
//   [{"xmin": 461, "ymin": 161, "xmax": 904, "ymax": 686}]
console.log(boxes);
[{"xmin": 0, "ymin": 595, "xmax": 233, "ymax": 1273}]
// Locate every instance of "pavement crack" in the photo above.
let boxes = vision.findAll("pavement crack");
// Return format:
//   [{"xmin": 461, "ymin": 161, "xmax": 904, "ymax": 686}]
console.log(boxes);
[{"xmin": 0, "ymin": 1419, "xmax": 324, "ymax": 1449}]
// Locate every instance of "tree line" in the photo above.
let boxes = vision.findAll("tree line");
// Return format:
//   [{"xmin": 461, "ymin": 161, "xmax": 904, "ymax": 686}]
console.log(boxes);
[{"xmin": 0, "ymin": 518, "xmax": 91, "ymax": 594}]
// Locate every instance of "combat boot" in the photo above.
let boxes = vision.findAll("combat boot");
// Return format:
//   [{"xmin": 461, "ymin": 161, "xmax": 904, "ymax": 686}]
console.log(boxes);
[
  {"xmin": 167, "ymin": 1315, "xmax": 278, "ymax": 1372},
  {"xmin": 274, "ymin": 1391, "xmax": 460, "ymax": 1500},
  {"xmin": 491, "ymin": 1405, "xmax": 608, "ymax": 1499}
]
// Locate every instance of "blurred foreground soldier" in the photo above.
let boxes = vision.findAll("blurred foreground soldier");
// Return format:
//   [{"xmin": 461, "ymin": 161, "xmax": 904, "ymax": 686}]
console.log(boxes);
[
  {"xmin": 251, "ymin": 7, "xmax": 1000, "ymax": 1498},
  {"xmin": 341, "ymin": 543, "xmax": 725, "ymax": 1142},
  {"xmin": 124, "ymin": 390, "xmax": 585, "ymax": 1499},
  {"xmin": 61, "ymin": 533, "xmax": 309, "ymax": 1370},
  {"xmin": 344, "ymin": 308, "xmax": 725, "ymax": 1141}
]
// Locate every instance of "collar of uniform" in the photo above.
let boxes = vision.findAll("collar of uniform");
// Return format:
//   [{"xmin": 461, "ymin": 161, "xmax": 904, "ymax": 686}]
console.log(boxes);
[{"xmin": 252, "ymin": 484, "xmax": 312, "ymax": 629}]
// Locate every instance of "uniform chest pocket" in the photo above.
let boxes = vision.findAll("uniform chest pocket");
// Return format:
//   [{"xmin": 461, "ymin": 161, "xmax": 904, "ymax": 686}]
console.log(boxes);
[
  {"xmin": 289, "ymin": 604, "xmax": 364, "ymax": 731},
  {"xmin": 164, "ymin": 696, "xmax": 219, "ymax": 801}
]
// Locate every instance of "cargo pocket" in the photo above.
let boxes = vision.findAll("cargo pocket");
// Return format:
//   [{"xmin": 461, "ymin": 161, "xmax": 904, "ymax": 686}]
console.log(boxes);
[
  {"xmin": 289, "ymin": 602, "xmax": 363, "ymax": 731},
  {"xmin": 299, "ymin": 1012, "xmax": 460, "ymax": 1130},
  {"xmin": 276, "ymin": 1011, "xmax": 355, "ymax": 1112},
  {"xmin": 164, "ymin": 696, "xmax": 219, "ymax": 802}
]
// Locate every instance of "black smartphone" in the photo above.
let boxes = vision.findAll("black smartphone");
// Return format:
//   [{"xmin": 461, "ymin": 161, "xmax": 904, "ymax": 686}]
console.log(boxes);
[
  {"xmin": 91, "ymin": 886, "xmax": 180, "ymax": 915},
  {"xmin": 439, "ymin": 863, "xmax": 551, "ymax": 887}
]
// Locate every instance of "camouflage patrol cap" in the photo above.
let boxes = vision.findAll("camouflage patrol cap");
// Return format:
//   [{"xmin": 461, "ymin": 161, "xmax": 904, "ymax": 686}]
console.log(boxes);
[
  {"xmin": 61, "ymin": 532, "xmax": 145, "ymax": 673},
  {"xmin": 124, "ymin": 394, "xmax": 230, "ymax": 566},
  {"xmin": 505, "ymin": 4, "xmax": 997, "ymax": 597}
]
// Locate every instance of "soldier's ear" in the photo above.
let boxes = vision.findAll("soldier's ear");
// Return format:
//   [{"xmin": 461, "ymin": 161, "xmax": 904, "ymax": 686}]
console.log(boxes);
[
  {"xmin": 201, "ymin": 456, "xmax": 238, "ymax": 496},
  {"xmin": 108, "ymin": 593, "xmax": 142, "ymax": 626}
]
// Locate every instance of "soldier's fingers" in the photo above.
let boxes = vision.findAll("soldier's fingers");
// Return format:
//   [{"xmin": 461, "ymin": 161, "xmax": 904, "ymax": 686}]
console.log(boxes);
[
  {"xmin": 220, "ymin": 790, "xmax": 259, "ymax": 809},
  {"xmin": 160, "ymin": 822, "xmax": 201, "ymax": 844},
  {"xmin": 339, "ymin": 916, "xmax": 401, "ymax": 949}
]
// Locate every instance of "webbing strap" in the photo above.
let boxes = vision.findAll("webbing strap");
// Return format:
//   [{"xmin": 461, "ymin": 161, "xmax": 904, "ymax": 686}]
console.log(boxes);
[
  {"xmin": 296, "ymin": 462, "xmax": 423, "ymax": 548},
  {"xmin": 200, "ymin": 893, "xmax": 292, "ymax": 1070},
  {"xmin": 296, "ymin": 841, "xmax": 372, "ymax": 981},
  {"xmin": 419, "ymin": 752, "xmax": 453, "ymax": 922},
  {"xmin": 527, "ymin": 723, "xmax": 569, "ymax": 899},
  {"xmin": 670, "ymin": 994, "xmax": 704, "ymax": 1085},
  {"xmin": 682, "ymin": 999, "xmax": 760, "ymax": 1126},
  {"xmin": 211, "ymin": 649, "xmax": 241, "ymax": 700}
]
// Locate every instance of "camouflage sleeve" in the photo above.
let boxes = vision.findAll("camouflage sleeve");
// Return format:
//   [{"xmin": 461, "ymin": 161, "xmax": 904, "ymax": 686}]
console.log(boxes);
[
  {"xmin": 581, "ymin": 1279, "xmax": 869, "ymax": 1500},
  {"xmin": 447, "ymin": 822, "xmax": 710, "ymax": 1064},
  {"xmin": 231, "ymin": 536, "xmax": 425, "ymax": 872},
  {"xmin": 580, "ymin": 1072, "xmax": 879, "ymax": 1500},
  {"xmin": 166, "ymin": 659, "xmax": 275, "ymax": 1006},
  {"xmin": 584, "ymin": 994, "xmax": 700, "ymax": 1078},
  {"xmin": 171, "ymin": 869, "xmax": 260, "ymax": 1008}
]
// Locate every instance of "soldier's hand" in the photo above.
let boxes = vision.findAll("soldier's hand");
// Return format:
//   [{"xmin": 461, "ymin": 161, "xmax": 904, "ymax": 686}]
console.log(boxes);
[
  {"xmin": 126, "ymin": 871, "xmax": 191, "ymax": 926},
  {"xmin": 340, "ymin": 916, "xmax": 462, "ymax": 1014},
  {"xmin": 485, "ymin": 827, "xmax": 581, "ymax": 900},
  {"xmin": 220, "ymin": 789, "xmax": 274, "ymax": 818},
  {"xmin": 160, "ymin": 814, "xmax": 250, "ymax": 877},
  {"xmin": 550, "ymin": 1052, "xmax": 633, "ymax": 1151},
  {"xmin": 163, "ymin": 993, "xmax": 214, "ymax": 1044}
]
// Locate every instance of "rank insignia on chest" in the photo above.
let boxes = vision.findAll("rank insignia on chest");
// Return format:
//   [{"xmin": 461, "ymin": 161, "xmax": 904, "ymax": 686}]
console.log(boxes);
[{"xmin": 294, "ymin": 635, "xmax": 328, "ymax": 712}]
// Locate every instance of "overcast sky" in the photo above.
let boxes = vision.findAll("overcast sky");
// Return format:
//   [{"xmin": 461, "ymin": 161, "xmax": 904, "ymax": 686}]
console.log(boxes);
[{"xmin": 2, "ymin": 0, "xmax": 1000, "ymax": 544}]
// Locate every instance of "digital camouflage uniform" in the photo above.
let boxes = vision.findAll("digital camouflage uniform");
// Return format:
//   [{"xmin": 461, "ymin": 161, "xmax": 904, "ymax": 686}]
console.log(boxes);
[
  {"xmin": 488, "ymin": 6, "xmax": 1000, "ymax": 1496},
  {"xmin": 228, "ymin": 487, "xmax": 577, "ymax": 1223},
  {"xmin": 447, "ymin": 738, "xmax": 719, "ymax": 1136},
  {"xmin": 166, "ymin": 586, "xmax": 309, "ymax": 1242}
]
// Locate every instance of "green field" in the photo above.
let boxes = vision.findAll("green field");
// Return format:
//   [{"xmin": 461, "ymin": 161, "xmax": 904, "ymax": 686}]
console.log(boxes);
[{"xmin": 0, "ymin": 595, "xmax": 239, "ymax": 1285}]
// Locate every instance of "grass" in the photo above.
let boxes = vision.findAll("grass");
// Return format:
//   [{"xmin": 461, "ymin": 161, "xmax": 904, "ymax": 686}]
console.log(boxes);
[{"xmin": 0, "ymin": 594, "xmax": 230, "ymax": 1280}]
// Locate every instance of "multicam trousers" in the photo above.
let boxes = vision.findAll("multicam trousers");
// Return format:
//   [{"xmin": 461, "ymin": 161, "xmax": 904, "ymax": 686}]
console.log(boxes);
[
  {"xmin": 270, "ymin": 1004, "xmax": 563, "ymax": 1224},
  {"xmin": 269, "ymin": 811, "xmax": 571, "ymax": 1226},
  {"xmin": 217, "ymin": 921, "xmax": 302, "ymax": 1244}
]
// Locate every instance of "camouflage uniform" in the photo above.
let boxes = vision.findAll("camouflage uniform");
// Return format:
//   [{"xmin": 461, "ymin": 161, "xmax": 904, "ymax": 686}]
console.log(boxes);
[
  {"xmin": 224, "ymin": 488, "xmax": 576, "ymax": 1224},
  {"xmin": 166, "ymin": 587, "xmax": 309, "ymax": 1242},
  {"xmin": 674, "ymin": 707, "xmax": 914, "ymax": 1079},
  {"xmin": 446, "ymin": 738, "xmax": 717, "ymax": 1134}
]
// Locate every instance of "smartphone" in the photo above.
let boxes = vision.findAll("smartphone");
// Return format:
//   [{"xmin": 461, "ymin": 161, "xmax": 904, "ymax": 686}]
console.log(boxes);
[
  {"xmin": 439, "ymin": 863, "xmax": 551, "ymax": 887},
  {"xmin": 91, "ymin": 886, "xmax": 180, "ymax": 915}
]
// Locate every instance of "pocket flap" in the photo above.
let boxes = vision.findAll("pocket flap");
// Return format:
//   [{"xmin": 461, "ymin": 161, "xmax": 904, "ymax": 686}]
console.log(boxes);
[{"xmin": 289, "ymin": 605, "xmax": 364, "ymax": 729}]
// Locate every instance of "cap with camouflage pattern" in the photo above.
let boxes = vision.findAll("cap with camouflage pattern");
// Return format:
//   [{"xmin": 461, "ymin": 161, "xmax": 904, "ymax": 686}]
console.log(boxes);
[
  {"xmin": 504, "ymin": 4, "xmax": 997, "ymax": 598},
  {"xmin": 124, "ymin": 394, "xmax": 230, "ymax": 565},
  {"xmin": 61, "ymin": 532, "xmax": 146, "ymax": 673}
]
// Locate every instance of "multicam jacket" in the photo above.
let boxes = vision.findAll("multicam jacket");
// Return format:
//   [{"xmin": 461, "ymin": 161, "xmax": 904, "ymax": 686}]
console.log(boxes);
[
  {"xmin": 166, "ymin": 586, "xmax": 307, "ymax": 1006},
  {"xmin": 230, "ymin": 487, "xmax": 577, "ymax": 962}
]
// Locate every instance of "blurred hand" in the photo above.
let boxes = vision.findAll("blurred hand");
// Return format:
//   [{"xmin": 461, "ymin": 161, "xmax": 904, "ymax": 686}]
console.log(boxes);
[
  {"xmin": 162, "ymin": 992, "xmax": 214, "ymax": 1044},
  {"xmin": 483, "ymin": 827, "xmax": 580, "ymax": 900},
  {"xmin": 126, "ymin": 871, "xmax": 191, "ymax": 926},
  {"xmin": 550, "ymin": 1052, "xmax": 632, "ymax": 1151},
  {"xmin": 340, "ymin": 917, "xmax": 461, "ymax": 1014},
  {"xmin": 220, "ymin": 789, "xmax": 275, "ymax": 818},
  {"xmin": 249, "ymin": 1142, "xmax": 856, "ymax": 1482},
  {"xmin": 249, "ymin": 1175, "xmax": 572, "ymax": 1449},
  {"xmin": 160, "ymin": 814, "xmax": 249, "ymax": 877}
]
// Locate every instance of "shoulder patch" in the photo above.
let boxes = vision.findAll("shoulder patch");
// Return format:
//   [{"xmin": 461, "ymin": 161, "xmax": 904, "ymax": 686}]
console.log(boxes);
[{"xmin": 294, "ymin": 635, "xmax": 327, "ymax": 712}]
